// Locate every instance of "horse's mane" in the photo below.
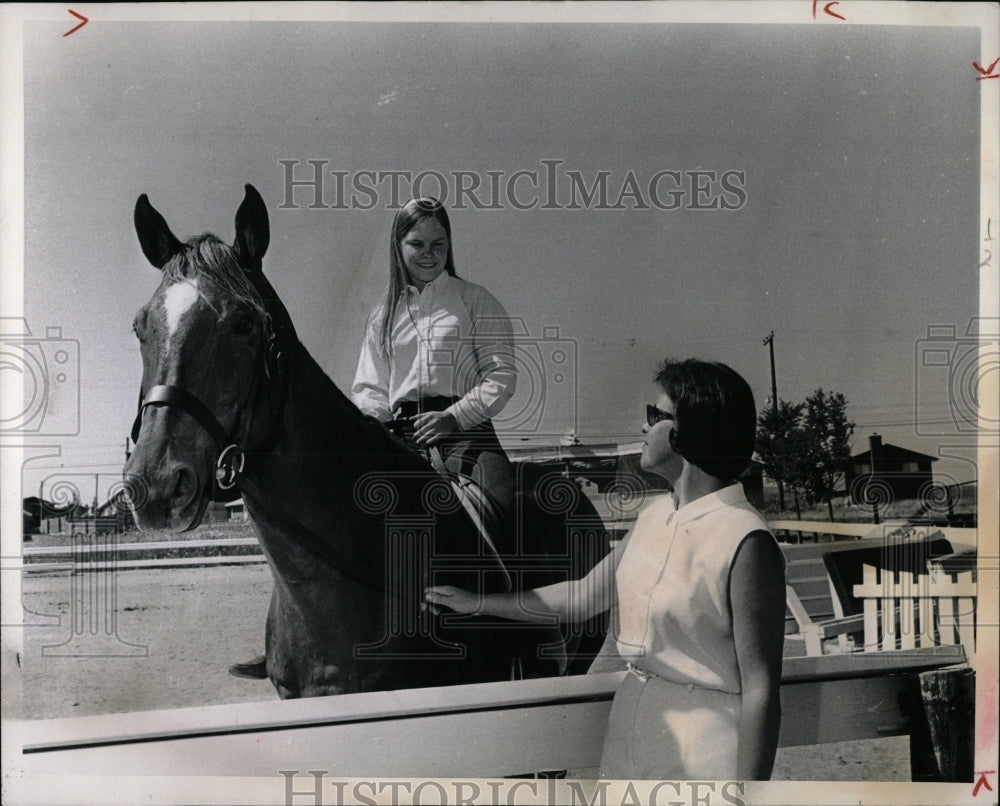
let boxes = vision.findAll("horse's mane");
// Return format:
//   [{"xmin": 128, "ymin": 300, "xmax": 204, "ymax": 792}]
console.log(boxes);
[
  {"xmin": 162, "ymin": 234, "xmax": 265, "ymax": 315},
  {"xmin": 160, "ymin": 233, "xmax": 403, "ymax": 453}
]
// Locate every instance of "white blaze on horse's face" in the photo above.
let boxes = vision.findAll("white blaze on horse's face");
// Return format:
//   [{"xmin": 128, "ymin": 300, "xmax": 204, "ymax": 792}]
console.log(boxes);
[
  {"xmin": 128, "ymin": 186, "xmax": 272, "ymax": 533},
  {"xmin": 129, "ymin": 269, "xmax": 265, "ymax": 532},
  {"xmin": 126, "ymin": 277, "xmax": 220, "ymax": 532},
  {"xmin": 162, "ymin": 279, "xmax": 200, "ymax": 353}
]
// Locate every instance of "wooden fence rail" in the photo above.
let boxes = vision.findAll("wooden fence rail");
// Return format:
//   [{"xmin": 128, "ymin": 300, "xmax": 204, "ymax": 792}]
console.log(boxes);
[
  {"xmin": 769, "ymin": 520, "xmax": 977, "ymax": 547},
  {"xmin": 17, "ymin": 646, "xmax": 969, "ymax": 780},
  {"xmin": 21, "ymin": 537, "xmax": 265, "ymax": 573}
]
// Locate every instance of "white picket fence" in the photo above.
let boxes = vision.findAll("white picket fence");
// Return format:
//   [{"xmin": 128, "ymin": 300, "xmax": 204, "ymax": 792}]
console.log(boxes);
[
  {"xmin": 855, "ymin": 562, "xmax": 977, "ymax": 652},
  {"xmin": 775, "ymin": 521, "xmax": 978, "ymax": 657}
]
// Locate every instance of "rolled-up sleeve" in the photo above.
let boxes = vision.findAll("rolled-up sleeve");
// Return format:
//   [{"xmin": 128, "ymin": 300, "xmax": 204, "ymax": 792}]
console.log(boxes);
[
  {"xmin": 447, "ymin": 288, "xmax": 517, "ymax": 431},
  {"xmin": 351, "ymin": 315, "xmax": 393, "ymax": 422}
]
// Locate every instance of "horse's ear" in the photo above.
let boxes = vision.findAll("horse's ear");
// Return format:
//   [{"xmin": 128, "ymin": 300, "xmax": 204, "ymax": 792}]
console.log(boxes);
[
  {"xmin": 233, "ymin": 184, "xmax": 270, "ymax": 269},
  {"xmin": 134, "ymin": 194, "xmax": 183, "ymax": 269}
]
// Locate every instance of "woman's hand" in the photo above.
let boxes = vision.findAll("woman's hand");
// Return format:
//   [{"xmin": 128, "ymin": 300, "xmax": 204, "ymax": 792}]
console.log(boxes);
[
  {"xmin": 424, "ymin": 586, "xmax": 481, "ymax": 615},
  {"xmin": 412, "ymin": 411, "xmax": 458, "ymax": 446}
]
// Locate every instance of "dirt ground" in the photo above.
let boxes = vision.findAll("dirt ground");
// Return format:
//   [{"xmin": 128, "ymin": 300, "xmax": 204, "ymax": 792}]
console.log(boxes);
[{"xmin": 13, "ymin": 563, "xmax": 911, "ymax": 781}]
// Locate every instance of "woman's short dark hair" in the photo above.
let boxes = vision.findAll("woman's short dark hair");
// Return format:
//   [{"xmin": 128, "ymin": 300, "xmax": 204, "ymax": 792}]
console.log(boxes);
[
  {"xmin": 377, "ymin": 198, "xmax": 457, "ymax": 355},
  {"xmin": 654, "ymin": 359, "xmax": 757, "ymax": 482}
]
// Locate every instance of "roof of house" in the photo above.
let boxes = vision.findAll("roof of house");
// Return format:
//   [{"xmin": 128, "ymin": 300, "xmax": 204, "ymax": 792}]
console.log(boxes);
[{"xmin": 850, "ymin": 442, "xmax": 937, "ymax": 462}]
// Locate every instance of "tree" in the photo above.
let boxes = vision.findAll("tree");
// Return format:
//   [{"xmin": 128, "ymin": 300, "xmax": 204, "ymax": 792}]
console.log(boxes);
[
  {"xmin": 799, "ymin": 389, "xmax": 855, "ymax": 521},
  {"xmin": 755, "ymin": 400, "xmax": 806, "ymax": 515}
]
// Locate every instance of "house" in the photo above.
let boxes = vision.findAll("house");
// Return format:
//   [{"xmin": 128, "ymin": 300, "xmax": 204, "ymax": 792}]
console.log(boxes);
[
  {"xmin": 225, "ymin": 499, "xmax": 250, "ymax": 522},
  {"xmin": 507, "ymin": 442, "xmax": 764, "ymax": 511},
  {"xmin": 22, "ymin": 496, "xmax": 83, "ymax": 537},
  {"xmin": 845, "ymin": 433, "xmax": 936, "ymax": 504}
]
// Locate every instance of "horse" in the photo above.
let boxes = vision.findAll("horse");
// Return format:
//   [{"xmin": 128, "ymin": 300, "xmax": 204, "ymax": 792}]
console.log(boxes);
[{"xmin": 123, "ymin": 185, "xmax": 609, "ymax": 698}]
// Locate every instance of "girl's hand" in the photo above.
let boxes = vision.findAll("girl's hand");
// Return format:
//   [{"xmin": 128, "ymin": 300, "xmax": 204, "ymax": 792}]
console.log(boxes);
[
  {"xmin": 412, "ymin": 411, "xmax": 458, "ymax": 446},
  {"xmin": 424, "ymin": 586, "xmax": 481, "ymax": 615}
]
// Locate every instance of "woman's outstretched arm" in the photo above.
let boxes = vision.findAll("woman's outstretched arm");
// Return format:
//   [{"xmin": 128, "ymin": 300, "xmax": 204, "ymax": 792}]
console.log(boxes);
[{"xmin": 425, "ymin": 540, "xmax": 621, "ymax": 623}]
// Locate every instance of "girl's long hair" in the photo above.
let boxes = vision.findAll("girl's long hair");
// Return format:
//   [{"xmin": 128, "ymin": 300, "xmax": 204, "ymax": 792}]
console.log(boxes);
[{"xmin": 376, "ymin": 198, "xmax": 457, "ymax": 357}]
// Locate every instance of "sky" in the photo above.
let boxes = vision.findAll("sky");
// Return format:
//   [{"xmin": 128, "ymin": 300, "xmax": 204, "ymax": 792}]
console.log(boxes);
[{"xmin": 4, "ymin": 6, "xmax": 992, "ymax": 506}]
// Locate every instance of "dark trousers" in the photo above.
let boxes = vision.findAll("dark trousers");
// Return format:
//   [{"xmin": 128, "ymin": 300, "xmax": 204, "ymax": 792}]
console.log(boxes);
[{"xmin": 394, "ymin": 397, "xmax": 515, "ymax": 554}]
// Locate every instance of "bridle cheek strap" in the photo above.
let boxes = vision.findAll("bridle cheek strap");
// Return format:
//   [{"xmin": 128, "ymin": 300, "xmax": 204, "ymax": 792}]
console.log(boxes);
[{"xmin": 130, "ymin": 384, "xmax": 244, "ymax": 490}]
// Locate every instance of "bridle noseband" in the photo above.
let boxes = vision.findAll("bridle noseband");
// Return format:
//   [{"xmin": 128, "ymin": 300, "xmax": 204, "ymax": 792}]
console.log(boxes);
[
  {"xmin": 129, "ymin": 287, "xmax": 287, "ymax": 495},
  {"xmin": 130, "ymin": 384, "xmax": 248, "ymax": 490}
]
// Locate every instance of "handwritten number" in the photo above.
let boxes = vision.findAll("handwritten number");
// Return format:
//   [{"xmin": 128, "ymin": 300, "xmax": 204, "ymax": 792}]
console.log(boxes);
[
  {"xmin": 973, "ymin": 771, "xmax": 994, "ymax": 796},
  {"xmin": 812, "ymin": 1, "xmax": 847, "ymax": 21},
  {"xmin": 824, "ymin": 2, "xmax": 846, "ymax": 21}
]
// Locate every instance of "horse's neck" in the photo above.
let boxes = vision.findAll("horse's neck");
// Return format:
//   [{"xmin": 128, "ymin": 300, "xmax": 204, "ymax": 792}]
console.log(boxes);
[
  {"xmin": 282, "ymin": 345, "xmax": 375, "ymax": 455},
  {"xmin": 241, "ymin": 340, "xmax": 405, "ymax": 533}
]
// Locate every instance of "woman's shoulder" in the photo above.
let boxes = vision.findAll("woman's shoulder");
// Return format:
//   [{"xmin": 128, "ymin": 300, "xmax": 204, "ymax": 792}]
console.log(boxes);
[
  {"xmin": 723, "ymin": 500, "xmax": 772, "ymax": 537},
  {"xmin": 449, "ymin": 276, "xmax": 510, "ymax": 317},
  {"xmin": 448, "ymin": 274, "xmax": 490, "ymax": 298},
  {"xmin": 363, "ymin": 302, "xmax": 387, "ymax": 327}
]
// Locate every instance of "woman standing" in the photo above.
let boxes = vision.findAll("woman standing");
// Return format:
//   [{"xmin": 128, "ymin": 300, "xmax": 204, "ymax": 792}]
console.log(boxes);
[
  {"xmin": 352, "ymin": 197, "xmax": 518, "ymax": 551},
  {"xmin": 425, "ymin": 359, "xmax": 786, "ymax": 780}
]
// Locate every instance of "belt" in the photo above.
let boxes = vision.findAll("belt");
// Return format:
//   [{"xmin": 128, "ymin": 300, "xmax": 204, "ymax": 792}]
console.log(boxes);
[
  {"xmin": 393, "ymin": 396, "xmax": 460, "ymax": 418},
  {"xmin": 626, "ymin": 662, "xmax": 695, "ymax": 692}
]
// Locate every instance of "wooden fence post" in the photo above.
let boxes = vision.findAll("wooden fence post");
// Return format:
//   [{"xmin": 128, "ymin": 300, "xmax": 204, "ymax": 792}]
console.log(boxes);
[{"xmin": 909, "ymin": 666, "xmax": 975, "ymax": 782}]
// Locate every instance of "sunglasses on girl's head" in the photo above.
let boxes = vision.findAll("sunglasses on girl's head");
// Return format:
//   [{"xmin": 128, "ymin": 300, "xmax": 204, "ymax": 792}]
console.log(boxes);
[{"xmin": 646, "ymin": 404, "xmax": 675, "ymax": 427}]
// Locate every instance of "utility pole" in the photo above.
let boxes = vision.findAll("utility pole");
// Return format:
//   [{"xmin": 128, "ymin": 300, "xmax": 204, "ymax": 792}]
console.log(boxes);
[{"xmin": 763, "ymin": 331, "xmax": 786, "ymax": 509}]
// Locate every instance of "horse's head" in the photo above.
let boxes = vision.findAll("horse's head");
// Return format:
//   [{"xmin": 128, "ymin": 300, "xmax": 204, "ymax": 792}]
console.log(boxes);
[{"xmin": 124, "ymin": 185, "xmax": 287, "ymax": 531}]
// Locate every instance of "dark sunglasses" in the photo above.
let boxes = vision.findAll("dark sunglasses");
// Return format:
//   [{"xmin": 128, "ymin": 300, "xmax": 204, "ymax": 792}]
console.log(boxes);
[{"xmin": 646, "ymin": 404, "xmax": 675, "ymax": 427}]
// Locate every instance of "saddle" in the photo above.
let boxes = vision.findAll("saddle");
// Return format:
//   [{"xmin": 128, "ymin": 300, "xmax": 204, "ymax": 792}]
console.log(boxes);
[
  {"xmin": 385, "ymin": 416, "xmax": 512, "ymax": 592},
  {"xmin": 426, "ymin": 445, "xmax": 513, "ymax": 593},
  {"xmin": 382, "ymin": 417, "xmax": 574, "ymax": 677}
]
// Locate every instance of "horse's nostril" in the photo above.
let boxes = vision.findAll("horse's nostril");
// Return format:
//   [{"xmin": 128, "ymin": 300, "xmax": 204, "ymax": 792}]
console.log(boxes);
[{"xmin": 171, "ymin": 466, "xmax": 197, "ymax": 502}]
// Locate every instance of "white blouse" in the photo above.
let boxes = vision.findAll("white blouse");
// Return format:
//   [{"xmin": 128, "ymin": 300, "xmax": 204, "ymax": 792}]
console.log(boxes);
[
  {"xmin": 351, "ymin": 272, "xmax": 517, "ymax": 431},
  {"xmin": 614, "ymin": 484, "xmax": 778, "ymax": 692}
]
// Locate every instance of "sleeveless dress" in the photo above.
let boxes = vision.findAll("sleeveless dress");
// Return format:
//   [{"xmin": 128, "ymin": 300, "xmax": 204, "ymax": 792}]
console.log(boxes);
[{"xmin": 600, "ymin": 483, "xmax": 779, "ymax": 780}]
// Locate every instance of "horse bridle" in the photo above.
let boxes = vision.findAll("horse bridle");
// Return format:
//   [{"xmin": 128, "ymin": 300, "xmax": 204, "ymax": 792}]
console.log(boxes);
[{"xmin": 129, "ymin": 283, "xmax": 288, "ymax": 495}]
